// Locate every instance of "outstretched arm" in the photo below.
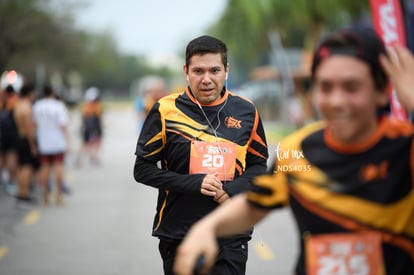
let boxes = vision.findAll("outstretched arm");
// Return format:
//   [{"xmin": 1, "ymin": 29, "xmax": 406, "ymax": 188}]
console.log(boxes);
[
  {"xmin": 380, "ymin": 45, "xmax": 414, "ymax": 112},
  {"xmin": 173, "ymin": 194, "xmax": 270, "ymax": 275}
]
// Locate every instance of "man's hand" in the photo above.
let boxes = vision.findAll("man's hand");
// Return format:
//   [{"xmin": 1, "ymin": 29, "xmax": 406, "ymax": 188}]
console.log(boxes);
[
  {"xmin": 173, "ymin": 221, "xmax": 218, "ymax": 275},
  {"xmin": 200, "ymin": 174, "xmax": 222, "ymax": 197},
  {"xmin": 380, "ymin": 45, "xmax": 414, "ymax": 111},
  {"xmin": 213, "ymin": 189, "xmax": 229, "ymax": 204}
]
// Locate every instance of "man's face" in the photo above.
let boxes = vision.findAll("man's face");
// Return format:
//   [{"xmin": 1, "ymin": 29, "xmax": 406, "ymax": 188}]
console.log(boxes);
[
  {"xmin": 184, "ymin": 53, "xmax": 227, "ymax": 105},
  {"xmin": 313, "ymin": 55, "xmax": 387, "ymax": 144}
]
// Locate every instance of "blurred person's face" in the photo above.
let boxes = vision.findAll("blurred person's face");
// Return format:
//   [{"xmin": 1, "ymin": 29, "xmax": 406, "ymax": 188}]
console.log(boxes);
[
  {"xmin": 150, "ymin": 82, "xmax": 167, "ymax": 100},
  {"xmin": 184, "ymin": 53, "xmax": 228, "ymax": 105},
  {"xmin": 313, "ymin": 55, "xmax": 388, "ymax": 144}
]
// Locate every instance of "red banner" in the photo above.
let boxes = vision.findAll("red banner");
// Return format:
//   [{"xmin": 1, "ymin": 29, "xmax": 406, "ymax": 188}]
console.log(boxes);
[
  {"xmin": 370, "ymin": 0, "xmax": 408, "ymax": 120},
  {"xmin": 403, "ymin": 0, "xmax": 414, "ymax": 53}
]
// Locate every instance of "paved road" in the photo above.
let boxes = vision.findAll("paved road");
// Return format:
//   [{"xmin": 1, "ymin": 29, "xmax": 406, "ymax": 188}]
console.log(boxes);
[{"xmin": 0, "ymin": 105, "xmax": 298, "ymax": 275}]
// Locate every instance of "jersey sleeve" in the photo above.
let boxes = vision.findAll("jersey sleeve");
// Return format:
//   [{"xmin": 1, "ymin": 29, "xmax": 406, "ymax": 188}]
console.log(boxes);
[
  {"xmin": 247, "ymin": 165, "xmax": 289, "ymax": 209},
  {"xmin": 58, "ymin": 103, "xmax": 70, "ymax": 126},
  {"xmin": 246, "ymin": 132, "xmax": 292, "ymax": 209}
]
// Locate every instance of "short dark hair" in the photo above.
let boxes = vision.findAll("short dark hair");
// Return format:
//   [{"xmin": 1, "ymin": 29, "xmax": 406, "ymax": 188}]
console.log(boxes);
[
  {"xmin": 43, "ymin": 85, "xmax": 54, "ymax": 97},
  {"xmin": 311, "ymin": 27, "xmax": 388, "ymax": 90},
  {"xmin": 5, "ymin": 85, "xmax": 14, "ymax": 94},
  {"xmin": 185, "ymin": 35, "xmax": 228, "ymax": 69},
  {"xmin": 20, "ymin": 83, "xmax": 35, "ymax": 97}
]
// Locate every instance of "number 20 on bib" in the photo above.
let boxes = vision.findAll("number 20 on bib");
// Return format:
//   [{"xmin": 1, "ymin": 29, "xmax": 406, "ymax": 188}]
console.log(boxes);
[{"xmin": 189, "ymin": 140, "xmax": 236, "ymax": 181}]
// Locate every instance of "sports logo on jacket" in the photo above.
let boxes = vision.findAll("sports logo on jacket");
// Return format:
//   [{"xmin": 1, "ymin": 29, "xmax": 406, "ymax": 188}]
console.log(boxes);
[
  {"xmin": 359, "ymin": 160, "xmax": 389, "ymax": 182},
  {"xmin": 225, "ymin": 116, "xmax": 241, "ymax": 129}
]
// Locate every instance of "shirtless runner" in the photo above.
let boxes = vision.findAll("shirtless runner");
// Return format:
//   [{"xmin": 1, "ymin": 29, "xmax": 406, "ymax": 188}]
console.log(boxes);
[{"xmin": 13, "ymin": 83, "xmax": 39, "ymax": 205}]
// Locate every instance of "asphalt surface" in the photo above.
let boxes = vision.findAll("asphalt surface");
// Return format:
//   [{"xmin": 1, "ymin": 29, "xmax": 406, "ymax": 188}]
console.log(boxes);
[{"xmin": 0, "ymin": 105, "xmax": 298, "ymax": 275}]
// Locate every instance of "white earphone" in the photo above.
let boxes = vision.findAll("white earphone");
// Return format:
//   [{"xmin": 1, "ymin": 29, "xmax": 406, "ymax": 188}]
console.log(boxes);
[{"xmin": 186, "ymin": 75, "xmax": 189, "ymax": 81}]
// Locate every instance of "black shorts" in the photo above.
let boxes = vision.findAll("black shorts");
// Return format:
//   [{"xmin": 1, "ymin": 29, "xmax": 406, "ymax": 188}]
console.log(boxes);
[
  {"xmin": 17, "ymin": 138, "xmax": 40, "ymax": 170},
  {"xmin": 0, "ymin": 131, "xmax": 19, "ymax": 153},
  {"xmin": 83, "ymin": 129, "xmax": 101, "ymax": 143},
  {"xmin": 158, "ymin": 239, "xmax": 248, "ymax": 275}
]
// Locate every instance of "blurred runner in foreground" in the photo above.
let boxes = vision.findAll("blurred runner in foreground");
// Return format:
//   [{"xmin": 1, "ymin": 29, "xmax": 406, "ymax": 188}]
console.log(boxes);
[{"xmin": 173, "ymin": 28, "xmax": 414, "ymax": 275}]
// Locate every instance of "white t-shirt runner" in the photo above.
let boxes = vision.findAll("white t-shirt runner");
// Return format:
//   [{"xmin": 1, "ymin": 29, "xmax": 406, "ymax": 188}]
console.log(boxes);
[{"xmin": 33, "ymin": 98, "xmax": 69, "ymax": 154}]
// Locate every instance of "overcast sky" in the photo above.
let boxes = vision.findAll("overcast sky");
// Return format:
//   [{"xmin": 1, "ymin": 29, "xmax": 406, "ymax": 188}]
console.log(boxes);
[{"xmin": 70, "ymin": 0, "xmax": 227, "ymax": 64}]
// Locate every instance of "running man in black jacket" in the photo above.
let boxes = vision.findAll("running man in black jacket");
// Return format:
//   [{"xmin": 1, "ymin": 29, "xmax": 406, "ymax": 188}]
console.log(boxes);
[{"xmin": 133, "ymin": 35, "xmax": 268, "ymax": 275}]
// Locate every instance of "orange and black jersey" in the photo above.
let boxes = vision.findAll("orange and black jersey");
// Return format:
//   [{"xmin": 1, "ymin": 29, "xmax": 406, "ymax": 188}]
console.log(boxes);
[
  {"xmin": 81, "ymin": 101, "xmax": 103, "ymax": 118},
  {"xmin": 81, "ymin": 101, "xmax": 103, "ymax": 136},
  {"xmin": 248, "ymin": 117, "xmax": 414, "ymax": 274},
  {"xmin": 134, "ymin": 87, "xmax": 268, "ymax": 242}
]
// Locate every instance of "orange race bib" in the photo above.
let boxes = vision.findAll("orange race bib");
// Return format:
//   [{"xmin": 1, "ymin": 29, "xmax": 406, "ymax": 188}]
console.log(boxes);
[
  {"xmin": 306, "ymin": 232, "xmax": 384, "ymax": 275},
  {"xmin": 189, "ymin": 140, "xmax": 236, "ymax": 181}
]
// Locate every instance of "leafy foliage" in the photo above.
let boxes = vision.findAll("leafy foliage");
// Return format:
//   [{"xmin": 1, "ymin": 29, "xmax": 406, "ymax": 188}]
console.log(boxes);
[
  {"xmin": 209, "ymin": 0, "xmax": 371, "ymax": 83},
  {"xmin": 0, "ymin": 0, "xmax": 372, "ymax": 96},
  {"xmin": 0, "ymin": 0, "xmax": 174, "ymax": 98}
]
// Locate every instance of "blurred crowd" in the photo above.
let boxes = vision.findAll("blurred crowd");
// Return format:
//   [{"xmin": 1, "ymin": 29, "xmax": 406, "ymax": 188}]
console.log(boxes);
[{"xmin": 0, "ymin": 70, "xmax": 104, "ymax": 208}]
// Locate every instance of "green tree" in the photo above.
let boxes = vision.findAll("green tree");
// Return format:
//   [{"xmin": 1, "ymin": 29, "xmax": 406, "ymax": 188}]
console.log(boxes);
[
  {"xmin": 210, "ymin": 0, "xmax": 370, "ymax": 83},
  {"xmin": 0, "ymin": 0, "xmax": 86, "ymax": 77},
  {"xmin": 0, "ymin": 0, "xmax": 174, "ymax": 99}
]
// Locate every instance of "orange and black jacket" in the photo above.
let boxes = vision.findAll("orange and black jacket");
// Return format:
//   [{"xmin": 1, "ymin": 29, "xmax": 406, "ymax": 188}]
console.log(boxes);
[
  {"xmin": 81, "ymin": 101, "xmax": 102, "ymax": 118},
  {"xmin": 134, "ymin": 87, "xmax": 268, "ymax": 243},
  {"xmin": 248, "ymin": 117, "xmax": 414, "ymax": 275},
  {"xmin": 81, "ymin": 101, "xmax": 103, "ymax": 134}
]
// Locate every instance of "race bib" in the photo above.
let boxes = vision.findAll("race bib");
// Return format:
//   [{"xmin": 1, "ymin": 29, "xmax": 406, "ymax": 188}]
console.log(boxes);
[
  {"xmin": 306, "ymin": 232, "xmax": 384, "ymax": 275},
  {"xmin": 189, "ymin": 140, "xmax": 236, "ymax": 181}
]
